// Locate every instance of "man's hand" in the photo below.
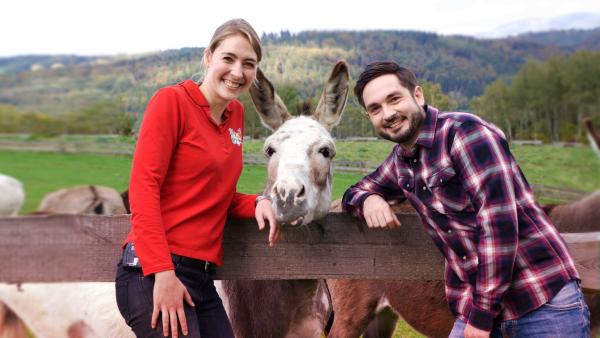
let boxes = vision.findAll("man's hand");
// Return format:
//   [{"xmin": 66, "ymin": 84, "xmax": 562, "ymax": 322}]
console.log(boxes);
[
  {"xmin": 255, "ymin": 198, "xmax": 280, "ymax": 247},
  {"xmin": 151, "ymin": 270, "xmax": 195, "ymax": 337},
  {"xmin": 464, "ymin": 323, "xmax": 490, "ymax": 338},
  {"xmin": 362, "ymin": 194, "xmax": 401, "ymax": 229}
]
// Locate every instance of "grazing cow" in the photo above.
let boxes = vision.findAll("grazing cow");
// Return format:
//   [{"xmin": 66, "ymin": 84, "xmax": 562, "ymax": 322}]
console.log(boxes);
[
  {"xmin": 222, "ymin": 60, "xmax": 349, "ymax": 338},
  {"xmin": 0, "ymin": 174, "xmax": 24, "ymax": 217},
  {"xmin": 584, "ymin": 118, "xmax": 600, "ymax": 158},
  {"xmin": 328, "ymin": 194, "xmax": 600, "ymax": 338}
]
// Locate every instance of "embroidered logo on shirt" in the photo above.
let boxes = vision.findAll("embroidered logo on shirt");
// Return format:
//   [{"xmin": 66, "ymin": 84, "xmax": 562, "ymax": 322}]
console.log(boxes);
[{"xmin": 229, "ymin": 128, "xmax": 242, "ymax": 146}]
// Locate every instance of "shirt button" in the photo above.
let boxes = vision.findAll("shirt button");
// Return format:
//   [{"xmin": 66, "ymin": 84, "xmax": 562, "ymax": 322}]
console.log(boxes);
[
  {"xmin": 413, "ymin": 159, "xmax": 417, "ymax": 163},
  {"xmin": 447, "ymin": 229, "xmax": 452, "ymax": 233},
  {"xmin": 406, "ymin": 184, "xmax": 410, "ymax": 188},
  {"xmin": 422, "ymin": 186, "xmax": 426, "ymax": 190},
  {"xmin": 440, "ymin": 178, "xmax": 443, "ymax": 183},
  {"xmin": 462, "ymin": 256, "xmax": 467, "ymax": 260}
]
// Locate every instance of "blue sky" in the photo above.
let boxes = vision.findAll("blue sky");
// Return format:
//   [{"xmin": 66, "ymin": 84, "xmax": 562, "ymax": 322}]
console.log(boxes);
[{"xmin": 2, "ymin": 0, "xmax": 600, "ymax": 56}]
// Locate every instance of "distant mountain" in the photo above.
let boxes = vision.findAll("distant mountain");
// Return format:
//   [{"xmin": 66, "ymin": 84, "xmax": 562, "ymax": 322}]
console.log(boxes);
[
  {"xmin": 480, "ymin": 12, "xmax": 600, "ymax": 38},
  {"xmin": 1, "ymin": 28, "xmax": 599, "ymax": 115},
  {"xmin": 508, "ymin": 27, "xmax": 600, "ymax": 50}
]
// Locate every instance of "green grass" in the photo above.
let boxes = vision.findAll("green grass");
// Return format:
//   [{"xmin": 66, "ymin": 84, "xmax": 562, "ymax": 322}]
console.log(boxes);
[
  {"xmin": 511, "ymin": 144, "xmax": 600, "ymax": 191},
  {"xmin": 392, "ymin": 320, "xmax": 426, "ymax": 338},
  {"xmin": 2, "ymin": 140, "xmax": 600, "ymax": 211},
  {"xmin": 0, "ymin": 150, "xmax": 363, "ymax": 213},
  {"xmin": 0, "ymin": 151, "xmax": 132, "ymax": 212}
]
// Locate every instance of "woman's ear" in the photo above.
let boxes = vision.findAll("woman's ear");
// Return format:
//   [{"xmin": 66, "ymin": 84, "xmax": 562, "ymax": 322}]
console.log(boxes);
[{"xmin": 203, "ymin": 50, "xmax": 212, "ymax": 68}]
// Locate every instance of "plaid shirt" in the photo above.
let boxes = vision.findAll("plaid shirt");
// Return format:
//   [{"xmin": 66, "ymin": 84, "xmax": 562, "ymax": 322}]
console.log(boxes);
[{"xmin": 343, "ymin": 106, "xmax": 579, "ymax": 331}]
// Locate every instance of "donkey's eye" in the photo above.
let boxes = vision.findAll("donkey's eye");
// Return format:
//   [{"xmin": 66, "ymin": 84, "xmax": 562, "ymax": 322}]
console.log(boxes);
[
  {"xmin": 265, "ymin": 146, "xmax": 276, "ymax": 157},
  {"xmin": 318, "ymin": 147, "xmax": 331, "ymax": 158}
]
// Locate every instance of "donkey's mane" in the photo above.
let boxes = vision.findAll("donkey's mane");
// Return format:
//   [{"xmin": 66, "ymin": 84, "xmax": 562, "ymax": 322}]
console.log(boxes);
[{"xmin": 297, "ymin": 101, "xmax": 313, "ymax": 116}]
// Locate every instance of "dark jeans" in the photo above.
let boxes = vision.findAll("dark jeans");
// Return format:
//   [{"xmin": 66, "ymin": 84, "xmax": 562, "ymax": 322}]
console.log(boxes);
[{"xmin": 115, "ymin": 254, "xmax": 234, "ymax": 338}]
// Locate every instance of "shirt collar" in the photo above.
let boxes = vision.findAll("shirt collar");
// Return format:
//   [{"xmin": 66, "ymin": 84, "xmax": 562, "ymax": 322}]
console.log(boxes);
[
  {"xmin": 398, "ymin": 105, "xmax": 438, "ymax": 158},
  {"xmin": 180, "ymin": 79, "xmax": 233, "ymax": 118},
  {"xmin": 415, "ymin": 105, "xmax": 438, "ymax": 149}
]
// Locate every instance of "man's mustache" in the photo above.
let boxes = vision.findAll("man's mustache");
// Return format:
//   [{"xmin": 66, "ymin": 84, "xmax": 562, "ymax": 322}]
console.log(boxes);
[{"xmin": 383, "ymin": 114, "xmax": 407, "ymax": 128}]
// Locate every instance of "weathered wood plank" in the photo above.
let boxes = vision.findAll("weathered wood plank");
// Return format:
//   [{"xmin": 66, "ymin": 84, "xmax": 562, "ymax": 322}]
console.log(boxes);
[
  {"xmin": 561, "ymin": 233, "xmax": 600, "ymax": 294},
  {"xmin": 0, "ymin": 214, "xmax": 597, "ymax": 292}
]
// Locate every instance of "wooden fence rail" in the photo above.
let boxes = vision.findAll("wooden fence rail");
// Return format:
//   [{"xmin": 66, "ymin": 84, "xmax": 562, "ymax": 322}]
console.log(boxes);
[{"xmin": 0, "ymin": 212, "xmax": 598, "ymax": 294}]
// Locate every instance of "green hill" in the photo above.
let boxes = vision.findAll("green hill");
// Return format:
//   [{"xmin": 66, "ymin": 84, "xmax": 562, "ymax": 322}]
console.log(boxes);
[{"xmin": 0, "ymin": 27, "xmax": 598, "ymax": 131}]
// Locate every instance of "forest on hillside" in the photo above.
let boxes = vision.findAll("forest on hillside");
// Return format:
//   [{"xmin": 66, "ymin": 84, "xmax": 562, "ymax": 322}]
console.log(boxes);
[{"xmin": 1, "ymin": 28, "xmax": 599, "ymax": 140}]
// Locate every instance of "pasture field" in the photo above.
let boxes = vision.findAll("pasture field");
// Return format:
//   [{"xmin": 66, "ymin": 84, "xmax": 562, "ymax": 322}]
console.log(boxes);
[
  {"xmin": 1, "ymin": 138, "xmax": 600, "ymax": 211},
  {"xmin": 1, "ymin": 138, "xmax": 599, "ymax": 211},
  {"xmin": 0, "ymin": 150, "xmax": 363, "ymax": 213},
  {"xmin": 6, "ymin": 132, "xmax": 600, "ymax": 188}
]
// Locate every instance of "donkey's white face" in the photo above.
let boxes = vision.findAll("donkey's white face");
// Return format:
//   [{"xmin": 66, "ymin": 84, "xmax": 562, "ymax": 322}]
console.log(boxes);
[
  {"xmin": 263, "ymin": 117, "xmax": 336, "ymax": 225},
  {"xmin": 250, "ymin": 61, "xmax": 349, "ymax": 226}
]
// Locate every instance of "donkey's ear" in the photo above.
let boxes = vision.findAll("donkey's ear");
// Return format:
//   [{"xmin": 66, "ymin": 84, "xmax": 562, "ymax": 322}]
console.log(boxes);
[
  {"xmin": 314, "ymin": 60, "xmax": 350, "ymax": 131},
  {"xmin": 249, "ymin": 67, "xmax": 291, "ymax": 131}
]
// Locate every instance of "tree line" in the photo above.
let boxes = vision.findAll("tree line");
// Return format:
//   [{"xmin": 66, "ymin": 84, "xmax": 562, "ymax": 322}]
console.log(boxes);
[
  {"xmin": 0, "ymin": 100, "xmax": 136, "ymax": 136},
  {"xmin": 471, "ymin": 50, "xmax": 600, "ymax": 142},
  {"xmin": 1, "ymin": 50, "xmax": 599, "ymax": 142}
]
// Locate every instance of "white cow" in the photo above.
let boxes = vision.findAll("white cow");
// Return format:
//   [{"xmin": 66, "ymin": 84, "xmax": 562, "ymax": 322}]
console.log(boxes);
[{"xmin": 0, "ymin": 174, "xmax": 24, "ymax": 217}]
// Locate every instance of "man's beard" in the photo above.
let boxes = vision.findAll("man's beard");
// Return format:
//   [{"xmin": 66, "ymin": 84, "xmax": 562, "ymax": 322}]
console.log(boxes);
[{"xmin": 377, "ymin": 103, "xmax": 425, "ymax": 145}]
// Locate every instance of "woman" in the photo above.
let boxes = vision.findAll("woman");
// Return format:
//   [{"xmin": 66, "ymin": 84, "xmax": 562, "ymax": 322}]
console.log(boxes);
[{"xmin": 115, "ymin": 18, "xmax": 278, "ymax": 338}]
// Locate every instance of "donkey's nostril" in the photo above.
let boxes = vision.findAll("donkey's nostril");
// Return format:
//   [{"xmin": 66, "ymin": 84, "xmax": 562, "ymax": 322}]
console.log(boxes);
[{"xmin": 297, "ymin": 185, "xmax": 305, "ymax": 198}]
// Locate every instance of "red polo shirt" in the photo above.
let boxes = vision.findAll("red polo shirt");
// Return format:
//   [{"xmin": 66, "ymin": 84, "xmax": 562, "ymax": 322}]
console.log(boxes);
[{"xmin": 127, "ymin": 80, "xmax": 257, "ymax": 275}]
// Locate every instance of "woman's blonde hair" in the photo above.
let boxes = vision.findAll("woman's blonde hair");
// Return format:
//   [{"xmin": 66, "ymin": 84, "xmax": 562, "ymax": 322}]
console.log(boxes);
[{"xmin": 195, "ymin": 18, "xmax": 262, "ymax": 81}]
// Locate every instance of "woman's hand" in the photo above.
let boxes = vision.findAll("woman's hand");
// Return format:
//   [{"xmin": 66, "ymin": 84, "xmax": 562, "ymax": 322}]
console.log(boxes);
[
  {"xmin": 255, "ymin": 198, "xmax": 280, "ymax": 247},
  {"xmin": 151, "ymin": 270, "xmax": 195, "ymax": 338}
]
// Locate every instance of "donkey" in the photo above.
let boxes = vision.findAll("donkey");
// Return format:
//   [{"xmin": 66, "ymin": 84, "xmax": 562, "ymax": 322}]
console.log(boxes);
[
  {"xmin": 38, "ymin": 185, "xmax": 127, "ymax": 215},
  {"xmin": 0, "ymin": 185, "xmax": 131, "ymax": 338},
  {"xmin": 584, "ymin": 117, "xmax": 600, "ymax": 158},
  {"xmin": 0, "ymin": 173, "xmax": 24, "ymax": 217},
  {"xmin": 221, "ymin": 60, "xmax": 349, "ymax": 338},
  {"xmin": 328, "ymin": 192, "xmax": 600, "ymax": 338}
]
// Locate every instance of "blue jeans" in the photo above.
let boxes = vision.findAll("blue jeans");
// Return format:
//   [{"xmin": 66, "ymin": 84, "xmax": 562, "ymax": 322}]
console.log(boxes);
[
  {"xmin": 115, "ymin": 254, "xmax": 234, "ymax": 338},
  {"xmin": 449, "ymin": 280, "xmax": 590, "ymax": 338}
]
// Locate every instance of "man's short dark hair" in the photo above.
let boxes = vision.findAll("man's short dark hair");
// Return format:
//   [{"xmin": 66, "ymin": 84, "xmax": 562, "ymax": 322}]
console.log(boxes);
[{"xmin": 354, "ymin": 61, "xmax": 418, "ymax": 109}]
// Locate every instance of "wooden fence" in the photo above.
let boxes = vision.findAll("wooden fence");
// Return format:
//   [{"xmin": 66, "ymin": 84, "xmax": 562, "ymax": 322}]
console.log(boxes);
[{"xmin": 0, "ymin": 212, "xmax": 598, "ymax": 294}]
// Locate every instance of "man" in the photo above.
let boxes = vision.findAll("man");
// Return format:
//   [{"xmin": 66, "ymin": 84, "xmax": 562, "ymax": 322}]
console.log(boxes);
[{"xmin": 343, "ymin": 61, "xmax": 590, "ymax": 338}]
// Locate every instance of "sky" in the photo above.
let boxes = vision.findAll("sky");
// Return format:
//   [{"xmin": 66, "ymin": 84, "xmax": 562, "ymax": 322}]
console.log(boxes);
[{"xmin": 2, "ymin": 0, "xmax": 600, "ymax": 57}]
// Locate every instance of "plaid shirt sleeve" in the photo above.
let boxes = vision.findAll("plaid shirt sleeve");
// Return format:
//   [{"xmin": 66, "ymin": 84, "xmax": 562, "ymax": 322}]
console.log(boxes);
[
  {"xmin": 342, "ymin": 148, "xmax": 406, "ymax": 218},
  {"xmin": 450, "ymin": 121, "xmax": 519, "ymax": 331}
]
